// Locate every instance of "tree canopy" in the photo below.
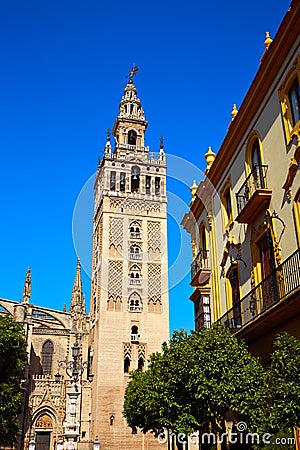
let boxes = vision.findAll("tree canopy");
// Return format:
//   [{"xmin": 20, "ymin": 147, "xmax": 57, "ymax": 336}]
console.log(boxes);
[
  {"xmin": 124, "ymin": 325, "xmax": 267, "ymax": 439},
  {"xmin": 267, "ymin": 333, "xmax": 300, "ymax": 433},
  {"xmin": 0, "ymin": 314, "xmax": 27, "ymax": 446}
]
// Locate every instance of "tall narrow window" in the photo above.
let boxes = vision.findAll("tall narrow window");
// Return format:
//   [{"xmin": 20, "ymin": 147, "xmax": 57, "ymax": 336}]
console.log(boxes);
[
  {"xmin": 227, "ymin": 267, "xmax": 242, "ymax": 328},
  {"xmin": 221, "ymin": 179, "xmax": 233, "ymax": 232},
  {"xmin": 131, "ymin": 166, "xmax": 140, "ymax": 192},
  {"xmin": 42, "ymin": 340, "xmax": 54, "ymax": 375},
  {"xmin": 258, "ymin": 233, "xmax": 278, "ymax": 310},
  {"xmin": 293, "ymin": 189, "xmax": 300, "ymax": 246},
  {"xmin": 124, "ymin": 357, "xmax": 130, "ymax": 373},
  {"xmin": 155, "ymin": 177, "xmax": 160, "ymax": 194},
  {"xmin": 110, "ymin": 171, "xmax": 116, "ymax": 191},
  {"xmin": 288, "ymin": 78, "xmax": 300, "ymax": 127},
  {"xmin": 146, "ymin": 176, "xmax": 151, "ymax": 194},
  {"xmin": 138, "ymin": 357, "xmax": 144, "ymax": 371},
  {"xmin": 251, "ymin": 139, "xmax": 265, "ymax": 188},
  {"xmin": 128, "ymin": 130, "xmax": 137, "ymax": 145},
  {"xmin": 120, "ymin": 172, "xmax": 126, "ymax": 192}
]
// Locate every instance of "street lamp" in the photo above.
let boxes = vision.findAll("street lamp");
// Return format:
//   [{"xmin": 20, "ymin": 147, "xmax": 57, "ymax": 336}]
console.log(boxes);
[
  {"xmin": 57, "ymin": 439, "xmax": 64, "ymax": 450},
  {"xmin": 28, "ymin": 439, "xmax": 36, "ymax": 450},
  {"xmin": 56, "ymin": 340, "xmax": 94, "ymax": 386},
  {"xmin": 94, "ymin": 436, "xmax": 100, "ymax": 450}
]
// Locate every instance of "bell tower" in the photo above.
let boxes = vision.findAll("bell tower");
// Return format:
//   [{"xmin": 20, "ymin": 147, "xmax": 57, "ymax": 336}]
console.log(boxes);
[{"xmin": 89, "ymin": 70, "xmax": 169, "ymax": 449}]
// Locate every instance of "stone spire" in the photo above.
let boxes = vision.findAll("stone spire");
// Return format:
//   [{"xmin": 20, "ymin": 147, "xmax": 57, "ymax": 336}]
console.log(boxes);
[
  {"xmin": 112, "ymin": 69, "xmax": 148, "ymax": 155},
  {"xmin": 117, "ymin": 73, "xmax": 145, "ymax": 122},
  {"xmin": 70, "ymin": 258, "xmax": 85, "ymax": 325},
  {"xmin": 23, "ymin": 267, "xmax": 31, "ymax": 304}
]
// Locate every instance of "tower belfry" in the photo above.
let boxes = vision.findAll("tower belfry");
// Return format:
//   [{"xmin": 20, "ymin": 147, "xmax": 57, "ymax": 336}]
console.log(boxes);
[{"xmin": 89, "ymin": 75, "xmax": 169, "ymax": 449}]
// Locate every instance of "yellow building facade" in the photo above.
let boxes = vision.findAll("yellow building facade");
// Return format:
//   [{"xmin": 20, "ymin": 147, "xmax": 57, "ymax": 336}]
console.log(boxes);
[{"xmin": 182, "ymin": 0, "xmax": 300, "ymax": 360}]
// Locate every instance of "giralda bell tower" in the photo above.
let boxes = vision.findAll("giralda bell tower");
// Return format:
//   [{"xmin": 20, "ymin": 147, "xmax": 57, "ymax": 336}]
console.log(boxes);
[{"xmin": 89, "ymin": 69, "xmax": 169, "ymax": 450}]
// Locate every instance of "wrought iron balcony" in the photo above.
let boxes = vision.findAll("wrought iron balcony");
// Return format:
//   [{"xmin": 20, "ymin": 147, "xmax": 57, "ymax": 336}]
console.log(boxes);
[
  {"xmin": 190, "ymin": 249, "xmax": 210, "ymax": 286},
  {"xmin": 129, "ymin": 232, "xmax": 142, "ymax": 239},
  {"xmin": 129, "ymin": 252, "xmax": 142, "ymax": 261},
  {"xmin": 129, "ymin": 278, "xmax": 142, "ymax": 285},
  {"xmin": 130, "ymin": 333, "xmax": 140, "ymax": 343},
  {"xmin": 236, "ymin": 164, "xmax": 272, "ymax": 223},
  {"xmin": 218, "ymin": 247, "xmax": 300, "ymax": 331}
]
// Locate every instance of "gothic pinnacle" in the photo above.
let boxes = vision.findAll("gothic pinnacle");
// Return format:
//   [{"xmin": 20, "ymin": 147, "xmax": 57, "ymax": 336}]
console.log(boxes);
[{"xmin": 23, "ymin": 267, "xmax": 31, "ymax": 304}]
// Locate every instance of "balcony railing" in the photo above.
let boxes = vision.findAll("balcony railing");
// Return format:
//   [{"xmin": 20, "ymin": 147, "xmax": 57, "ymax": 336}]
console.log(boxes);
[
  {"xmin": 218, "ymin": 247, "xmax": 300, "ymax": 331},
  {"xmin": 129, "ymin": 278, "xmax": 142, "ymax": 285},
  {"xmin": 130, "ymin": 232, "xmax": 142, "ymax": 239},
  {"xmin": 190, "ymin": 249, "xmax": 210, "ymax": 286},
  {"xmin": 235, "ymin": 164, "xmax": 272, "ymax": 223},
  {"xmin": 129, "ymin": 252, "xmax": 142, "ymax": 261},
  {"xmin": 131, "ymin": 334, "xmax": 140, "ymax": 343}
]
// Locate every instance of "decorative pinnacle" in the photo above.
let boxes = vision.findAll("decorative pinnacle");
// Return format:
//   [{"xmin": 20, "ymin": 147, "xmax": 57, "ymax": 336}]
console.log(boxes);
[
  {"xmin": 23, "ymin": 267, "xmax": 31, "ymax": 304},
  {"xmin": 231, "ymin": 104, "xmax": 238, "ymax": 120},
  {"xmin": 73, "ymin": 257, "xmax": 82, "ymax": 293},
  {"xmin": 106, "ymin": 127, "xmax": 111, "ymax": 141},
  {"xmin": 159, "ymin": 134, "xmax": 165, "ymax": 149},
  {"xmin": 264, "ymin": 32, "xmax": 273, "ymax": 50},
  {"xmin": 204, "ymin": 146, "xmax": 216, "ymax": 173},
  {"xmin": 190, "ymin": 180, "xmax": 198, "ymax": 198}
]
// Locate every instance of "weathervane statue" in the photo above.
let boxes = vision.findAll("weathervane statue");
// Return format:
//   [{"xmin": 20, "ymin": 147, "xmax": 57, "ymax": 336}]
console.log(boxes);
[{"xmin": 127, "ymin": 65, "xmax": 139, "ymax": 81}]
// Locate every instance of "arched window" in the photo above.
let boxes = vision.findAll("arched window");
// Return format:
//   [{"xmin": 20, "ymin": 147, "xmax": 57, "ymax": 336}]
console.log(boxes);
[
  {"xmin": 129, "ymin": 244, "xmax": 142, "ymax": 260},
  {"xmin": 226, "ymin": 266, "xmax": 242, "ymax": 329},
  {"xmin": 131, "ymin": 166, "xmax": 140, "ymax": 192},
  {"xmin": 251, "ymin": 138, "xmax": 265, "ymax": 188},
  {"xmin": 110, "ymin": 415, "xmax": 115, "ymax": 426},
  {"xmin": 293, "ymin": 188, "xmax": 300, "ymax": 246},
  {"xmin": 42, "ymin": 340, "xmax": 54, "ymax": 375},
  {"xmin": 131, "ymin": 325, "xmax": 139, "ymax": 343},
  {"xmin": 220, "ymin": 179, "xmax": 233, "ymax": 232},
  {"xmin": 128, "ymin": 130, "xmax": 137, "ymax": 145},
  {"xmin": 129, "ymin": 265, "xmax": 141, "ymax": 284},
  {"xmin": 279, "ymin": 61, "xmax": 300, "ymax": 143},
  {"xmin": 128, "ymin": 292, "xmax": 142, "ymax": 312},
  {"xmin": 124, "ymin": 357, "xmax": 130, "ymax": 373},
  {"xmin": 138, "ymin": 357, "xmax": 144, "ymax": 371},
  {"xmin": 129, "ymin": 221, "xmax": 141, "ymax": 238}
]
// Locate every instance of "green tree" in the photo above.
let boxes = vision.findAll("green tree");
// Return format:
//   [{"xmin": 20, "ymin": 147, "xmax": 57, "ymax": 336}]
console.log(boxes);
[
  {"xmin": 0, "ymin": 314, "xmax": 27, "ymax": 446},
  {"xmin": 263, "ymin": 332, "xmax": 300, "ymax": 448},
  {"xmin": 124, "ymin": 325, "xmax": 267, "ymax": 441}
]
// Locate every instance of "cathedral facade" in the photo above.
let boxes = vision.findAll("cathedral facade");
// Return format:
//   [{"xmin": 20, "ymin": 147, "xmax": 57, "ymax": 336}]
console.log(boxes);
[{"xmin": 0, "ymin": 73, "xmax": 170, "ymax": 450}]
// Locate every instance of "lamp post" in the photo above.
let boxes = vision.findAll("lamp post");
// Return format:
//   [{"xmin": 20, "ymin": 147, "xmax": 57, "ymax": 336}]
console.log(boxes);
[
  {"xmin": 57, "ymin": 438, "xmax": 64, "ymax": 450},
  {"xmin": 93, "ymin": 436, "xmax": 100, "ymax": 450},
  {"xmin": 28, "ymin": 439, "xmax": 36, "ymax": 450},
  {"xmin": 55, "ymin": 340, "xmax": 94, "ymax": 449}
]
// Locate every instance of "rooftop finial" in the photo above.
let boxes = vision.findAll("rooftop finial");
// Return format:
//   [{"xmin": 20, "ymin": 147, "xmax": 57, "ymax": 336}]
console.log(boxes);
[
  {"xmin": 204, "ymin": 146, "xmax": 216, "ymax": 174},
  {"xmin": 231, "ymin": 104, "xmax": 238, "ymax": 120},
  {"xmin": 106, "ymin": 127, "xmax": 111, "ymax": 141},
  {"xmin": 159, "ymin": 134, "xmax": 165, "ymax": 150},
  {"xmin": 127, "ymin": 65, "xmax": 139, "ymax": 82},
  {"xmin": 23, "ymin": 267, "xmax": 31, "ymax": 304},
  {"xmin": 264, "ymin": 32, "xmax": 273, "ymax": 50}
]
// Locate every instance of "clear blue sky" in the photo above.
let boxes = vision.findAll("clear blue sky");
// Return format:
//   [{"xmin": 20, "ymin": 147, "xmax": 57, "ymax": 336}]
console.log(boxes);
[{"xmin": 0, "ymin": 0, "xmax": 290, "ymax": 334}]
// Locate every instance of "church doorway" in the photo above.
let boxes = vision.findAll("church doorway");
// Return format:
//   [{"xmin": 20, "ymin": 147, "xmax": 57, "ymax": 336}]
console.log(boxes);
[
  {"xmin": 35, "ymin": 432, "xmax": 51, "ymax": 450},
  {"xmin": 35, "ymin": 413, "xmax": 53, "ymax": 450}
]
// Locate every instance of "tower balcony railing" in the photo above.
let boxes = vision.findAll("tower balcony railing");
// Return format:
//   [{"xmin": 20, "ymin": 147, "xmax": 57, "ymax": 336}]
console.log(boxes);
[
  {"xmin": 190, "ymin": 249, "xmax": 210, "ymax": 286},
  {"xmin": 235, "ymin": 164, "xmax": 272, "ymax": 223},
  {"xmin": 130, "ymin": 334, "xmax": 140, "ymax": 343},
  {"xmin": 129, "ymin": 232, "xmax": 142, "ymax": 239},
  {"xmin": 129, "ymin": 278, "xmax": 142, "ymax": 285},
  {"xmin": 217, "ymin": 247, "xmax": 300, "ymax": 331},
  {"xmin": 129, "ymin": 252, "xmax": 142, "ymax": 261}
]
